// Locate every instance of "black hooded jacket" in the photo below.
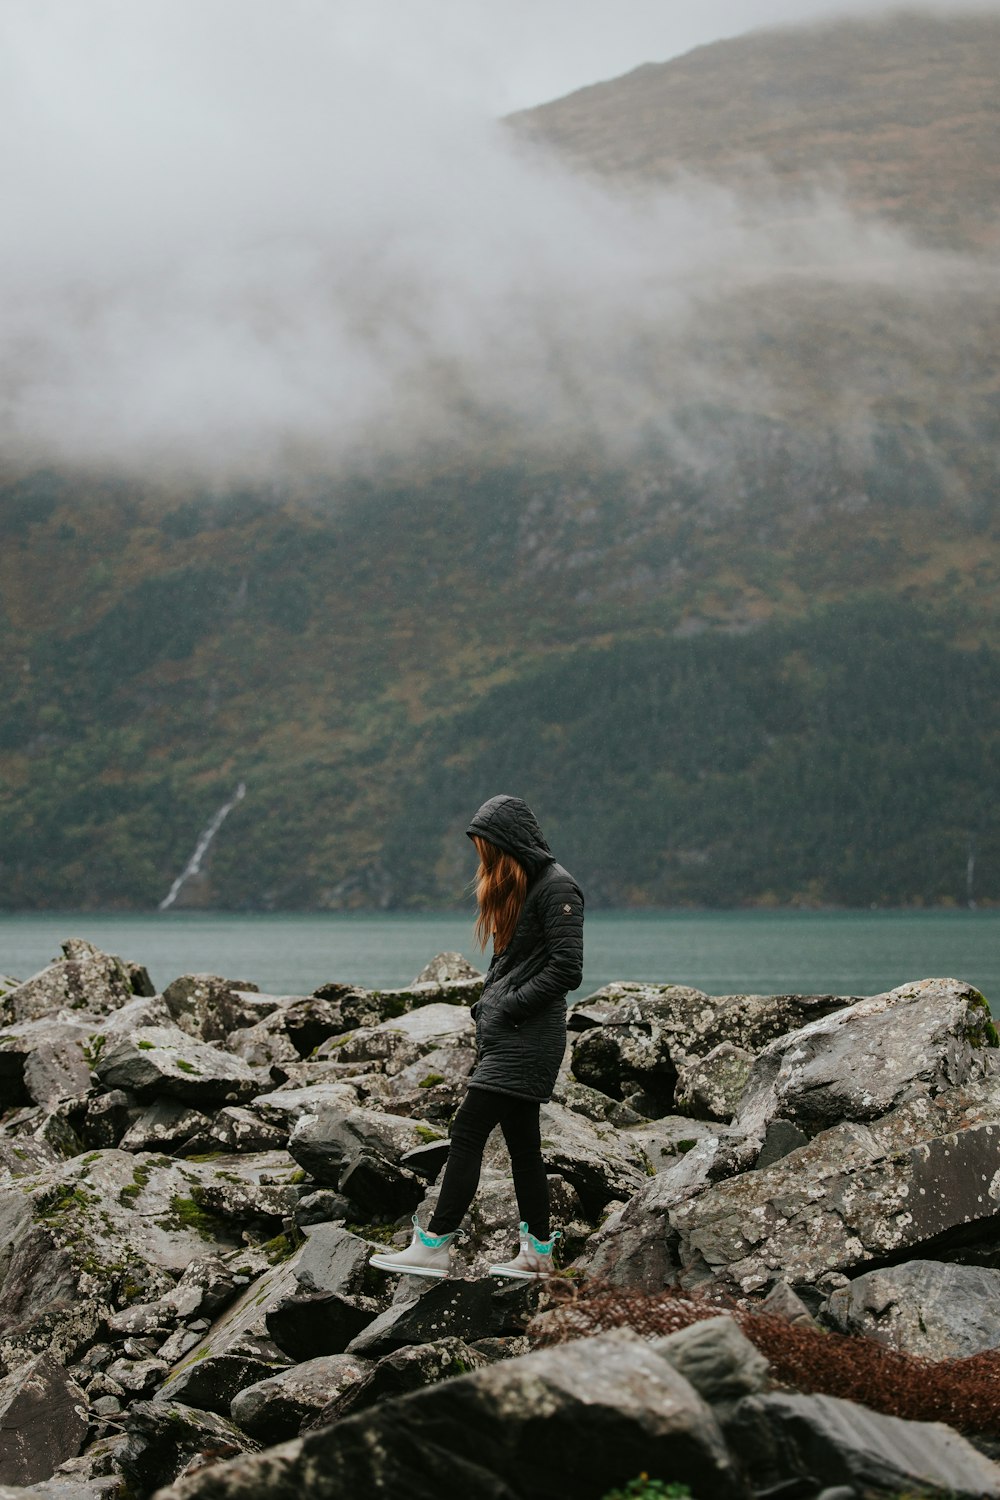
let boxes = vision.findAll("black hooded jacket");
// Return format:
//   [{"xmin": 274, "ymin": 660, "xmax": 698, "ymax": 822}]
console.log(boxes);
[{"xmin": 466, "ymin": 795, "xmax": 584, "ymax": 1103}]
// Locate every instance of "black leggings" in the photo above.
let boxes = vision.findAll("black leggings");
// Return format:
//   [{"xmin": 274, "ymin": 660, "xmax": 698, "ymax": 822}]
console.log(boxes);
[{"xmin": 427, "ymin": 1087, "xmax": 550, "ymax": 1241}]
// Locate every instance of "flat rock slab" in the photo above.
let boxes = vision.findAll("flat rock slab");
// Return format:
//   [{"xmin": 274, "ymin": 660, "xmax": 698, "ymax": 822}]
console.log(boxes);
[
  {"xmin": 230, "ymin": 1353, "xmax": 372, "ymax": 1441},
  {"xmin": 95, "ymin": 1026, "xmax": 261, "ymax": 1104},
  {"xmin": 727, "ymin": 1390, "xmax": 1000, "ymax": 1500},
  {"xmin": 0, "ymin": 1354, "xmax": 88, "ymax": 1486},
  {"xmin": 825, "ymin": 1258, "xmax": 1000, "ymax": 1359},
  {"xmin": 152, "ymin": 1329, "xmax": 747, "ymax": 1500}
]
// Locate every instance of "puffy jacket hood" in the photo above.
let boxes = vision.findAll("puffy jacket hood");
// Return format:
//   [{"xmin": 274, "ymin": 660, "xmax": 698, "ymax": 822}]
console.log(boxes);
[{"xmin": 466, "ymin": 795, "xmax": 555, "ymax": 874}]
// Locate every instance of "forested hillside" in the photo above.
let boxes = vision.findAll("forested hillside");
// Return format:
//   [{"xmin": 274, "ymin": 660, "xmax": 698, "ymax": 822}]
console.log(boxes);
[{"xmin": 1, "ymin": 12, "xmax": 998, "ymax": 910}]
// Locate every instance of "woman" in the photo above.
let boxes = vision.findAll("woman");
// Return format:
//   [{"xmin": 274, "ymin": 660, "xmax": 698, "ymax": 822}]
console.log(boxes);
[{"xmin": 369, "ymin": 794, "xmax": 584, "ymax": 1280}]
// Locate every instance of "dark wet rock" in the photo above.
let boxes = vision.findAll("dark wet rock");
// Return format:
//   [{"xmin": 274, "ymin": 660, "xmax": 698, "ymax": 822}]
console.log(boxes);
[
  {"xmin": 754, "ymin": 1117, "xmax": 809, "ymax": 1169},
  {"xmin": 651, "ymin": 1315, "xmax": 770, "ymax": 1408},
  {"xmin": 229, "ymin": 1354, "xmax": 371, "ymax": 1441},
  {"xmin": 571, "ymin": 1022, "xmax": 676, "ymax": 1110},
  {"xmin": 345, "ymin": 1278, "xmax": 506, "ymax": 1358},
  {"xmin": 724, "ymin": 978, "xmax": 998, "ymax": 1172},
  {"xmin": 120, "ymin": 1400, "xmax": 259, "ymax": 1496},
  {"xmin": 81, "ymin": 1091, "xmax": 134, "ymax": 1151},
  {"xmin": 152, "ymin": 1328, "xmax": 746, "ymax": 1500},
  {"xmin": 411, "ymin": 953, "xmax": 483, "ymax": 984},
  {"xmin": 0, "ymin": 1354, "xmax": 88, "ymax": 1485},
  {"xmin": 672, "ymin": 1074, "xmax": 1000, "ymax": 1295},
  {"xmin": 824, "ymin": 1259, "xmax": 1000, "ymax": 1359},
  {"xmin": 725, "ymin": 1390, "xmax": 1000, "ymax": 1500},
  {"xmin": 292, "ymin": 1190, "xmax": 352, "ymax": 1227},
  {"xmin": 1, "ymin": 941, "xmax": 135, "ymax": 1025},
  {"xmin": 119, "ymin": 1102, "xmax": 211, "ymax": 1154},
  {"xmin": 95, "ymin": 1028, "xmax": 261, "ymax": 1106},
  {"xmin": 307, "ymin": 1338, "xmax": 485, "ymax": 1428},
  {"xmin": 161, "ymin": 976, "xmax": 265, "ymax": 1044},
  {"xmin": 264, "ymin": 1225, "xmax": 385, "ymax": 1360},
  {"xmin": 400, "ymin": 1139, "xmax": 451, "ymax": 1179},
  {"xmin": 674, "ymin": 1043, "xmax": 755, "ymax": 1123}
]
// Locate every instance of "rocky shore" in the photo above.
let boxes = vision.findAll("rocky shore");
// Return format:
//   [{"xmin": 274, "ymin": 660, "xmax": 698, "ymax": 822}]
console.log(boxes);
[{"xmin": 2, "ymin": 940, "xmax": 1000, "ymax": 1499}]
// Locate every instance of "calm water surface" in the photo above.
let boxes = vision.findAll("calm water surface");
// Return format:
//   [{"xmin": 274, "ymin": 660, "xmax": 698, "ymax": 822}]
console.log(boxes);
[{"xmin": 1, "ymin": 910, "xmax": 996, "ymax": 1006}]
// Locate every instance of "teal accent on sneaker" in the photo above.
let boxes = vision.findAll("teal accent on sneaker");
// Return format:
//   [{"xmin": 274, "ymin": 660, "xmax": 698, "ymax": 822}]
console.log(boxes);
[
  {"xmin": 413, "ymin": 1213, "xmax": 457, "ymax": 1249},
  {"xmin": 520, "ymin": 1222, "xmax": 562, "ymax": 1254}
]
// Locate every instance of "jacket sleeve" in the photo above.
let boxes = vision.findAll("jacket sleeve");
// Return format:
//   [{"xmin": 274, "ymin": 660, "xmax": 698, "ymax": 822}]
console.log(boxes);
[{"xmin": 499, "ymin": 875, "xmax": 584, "ymax": 1023}]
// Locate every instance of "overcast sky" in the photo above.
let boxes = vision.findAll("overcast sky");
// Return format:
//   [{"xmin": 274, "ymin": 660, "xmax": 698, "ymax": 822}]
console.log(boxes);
[
  {"xmin": 1, "ymin": 0, "xmax": 994, "ymax": 480},
  {"xmin": 401, "ymin": 0, "xmax": 999, "ymax": 109}
]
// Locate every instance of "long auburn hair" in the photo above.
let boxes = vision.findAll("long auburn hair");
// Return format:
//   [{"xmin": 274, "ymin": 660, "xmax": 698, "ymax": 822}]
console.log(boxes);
[{"xmin": 472, "ymin": 834, "xmax": 527, "ymax": 953}]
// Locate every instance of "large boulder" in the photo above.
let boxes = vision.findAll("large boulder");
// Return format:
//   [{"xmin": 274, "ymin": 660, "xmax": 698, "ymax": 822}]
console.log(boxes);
[
  {"xmin": 0, "ymin": 1018, "xmax": 94, "ymax": 1107},
  {"xmin": 287, "ymin": 1105, "xmax": 436, "ymax": 1213},
  {"xmin": 95, "ymin": 1026, "xmax": 261, "ymax": 1105},
  {"xmin": 672, "ymin": 1071, "xmax": 1000, "ymax": 1295},
  {"xmin": 0, "ymin": 1354, "xmax": 88, "ymax": 1485},
  {"xmin": 724, "ymin": 978, "xmax": 997, "ymax": 1170},
  {"xmin": 726, "ymin": 1390, "xmax": 1000, "ymax": 1500},
  {"xmin": 824, "ymin": 1259, "xmax": 1000, "ymax": 1359},
  {"xmin": 160, "ymin": 975, "xmax": 268, "ymax": 1042},
  {"xmin": 120, "ymin": 1400, "xmax": 259, "ymax": 1497},
  {"xmin": 0, "ymin": 1151, "xmax": 258, "ymax": 1371},
  {"xmin": 674, "ymin": 1043, "xmax": 755, "ymax": 1123},
  {"xmin": 0, "ymin": 939, "xmax": 136, "ymax": 1025},
  {"xmin": 151, "ymin": 1329, "xmax": 748, "ymax": 1500}
]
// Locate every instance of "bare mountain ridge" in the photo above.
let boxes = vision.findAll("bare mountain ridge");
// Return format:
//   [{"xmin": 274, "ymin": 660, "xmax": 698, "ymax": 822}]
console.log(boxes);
[{"xmin": 510, "ymin": 11, "xmax": 1000, "ymax": 251}]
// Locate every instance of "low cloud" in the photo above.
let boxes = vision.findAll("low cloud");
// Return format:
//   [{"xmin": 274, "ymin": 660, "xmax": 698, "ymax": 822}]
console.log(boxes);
[{"xmin": 0, "ymin": 0, "xmax": 992, "ymax": 485}]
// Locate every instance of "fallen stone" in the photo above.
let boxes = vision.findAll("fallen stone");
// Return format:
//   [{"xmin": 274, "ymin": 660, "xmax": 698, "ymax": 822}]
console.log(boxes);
[
  {"xmin": 726, "ymin": 977, "xmax": 997, "ymax": 1170},
  {"xmin": 119, "ymin": 1101, "xmax": 211, "ymax": 1153},
  {"xmin": 672, "ymin": 1073, "xmax": 1000, "ymax": 1295},
  {"xmin": 1, "ymin": 940, "xmax": 136, "ymax": 1025},
  {"xmin": 161, "ymin": 975, "xmax": 265, "ymax": 1043},
  {"xmin": 411, "ymin": 953, "xmax": 482, "ymax": 984},
  {"xmin": 652, "ymin": 1315, "xmax": 770, "ymax": 1407},
  {"xmin": 151, "ymin": 1328, "xmax": 747, "ymax": 1500},
  {"xmin": 307, "ymin": 1337, "xmax": 485, "ymax": 1427},
  {"xmin": 95, "ymin": 1027, "xmax": 261, "ymax": 1105},
  {"xmin": 287, "ymin": 1103, "xmax": 440, "ymax": 1193},
  {"xmin": 229, "ymin": 1354, "xmax": 372, "ymax": 1441},
  {"xmin": 0, "ymin": 1354, "xmax": 88, "ymax": 1486},
  {"xmin": 120, "ymin": 1400, "xmax": 259, "ymax": 1497},
  {"xmin": 725, "ymin": 1389, "xmax": 1000, "ymax": 1500},
  {"xmin": 674, "ymin": 1043, "xmax": 755, "ymax": 1123},
  {"xmin": 179, "ymin": 1108, "xmax": 288, "ymax": 1157},
  {"xmin": 825, "ymin": 1259, "xmax": 1000, "ymax": 1359}
]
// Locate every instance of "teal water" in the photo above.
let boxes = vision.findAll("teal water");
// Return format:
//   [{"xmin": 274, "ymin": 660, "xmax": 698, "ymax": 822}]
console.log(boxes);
[{"xmin": 0, "ymin": 910, "xmax": 996, "ymax": 1006}]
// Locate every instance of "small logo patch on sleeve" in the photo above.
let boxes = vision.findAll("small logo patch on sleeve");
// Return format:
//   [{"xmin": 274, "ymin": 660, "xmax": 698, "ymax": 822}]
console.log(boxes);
[{"xmin": 562, "ymin": 903, "xmax": 572, "ymax": 913}]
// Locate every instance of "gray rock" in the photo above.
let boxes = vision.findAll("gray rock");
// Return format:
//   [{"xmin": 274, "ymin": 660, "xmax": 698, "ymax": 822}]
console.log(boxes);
[
  {"xmin": 825, "ymin": 1259, "xmax": 1000, "ymax": 1359},
  {"xmin": 726, "ymin": 1389, "xmax": 1000, "ymax": 1500},
  {"xmin": 161, "ymin": 975, "xmax": 265, "ymax": 1042},
  {"xmin": 180, "ymin": 1107, "xmax": 288, "ymax": 1156},
  {"xmin": 229, "ymin": 1354, "xmax": 371, "ymax": 1441},
  {"xmin": 81, "ymin": 1091, "xmax": 134, "ymax": 1151},
  {"xmin": 0, "ymin": 1019, "xmax": 95, "ymax": 1107},
  {"xmin": 345, "ymin": 1277, "xmax": 502, "ymax": 1358},
  {"xmin": 250, "ymin": 1083, "xmax": 359, "ymax": 1131},
  {"xmin": 726, "ymin": 978, "xmax": 997, "ymax": 1171},
  {"xmin": 410, "ymin": 953, "xmax": 482, "ymax": 984},
  {"xmin": 674, "ymin": 1043, "xmax": 755, "ymax": 1123},
  {"xmin": 287, "ymin": 1103, "xmax": 439, "ymax": 1200},
  {"xmin": 95, "ymin": 1026, "xmax": 261, "ymax": 1105},
  {"xmin": 651, "ymin": 1316, "xmax": 771, "ymax": 1407},
  {"xmin": 119, "ymin": 1100, "xmax": 211, "ymax": 1153},
  {"xmin": 583, "ymin": 1136, "xmax": 722, "ymax": 1288},
  {"xmin": 120, "ymin": 1400, "xmax": 258, "ymax": 1496},
  {"xmin": 513, "ymin": 1101, "xmax": 648, "ymax": 1217},
  {"xmin": 1, "ymin": 940, "xmax": 135, "ymax": 1025},
  {"xmin": 754, "ymin": 1117, "xmax": 809, "ymax": 1168},
  {"xmin": 672, "ymin": 1072, "xmax": 1000, "ymax": 1295},
  {"xmin": 151, "ymin": 1328, "xmax": 747, "ymax": 1500},
  {"xmin": 307, "ymin": 1338, "xmax": 486, "ymax": 1427},
  {"xmin": 759, "ymin": 1281, "xmax": 819, "ymax": 1327},
  {"xmin": 0, "ymin": 1137, "xmax": 59, "ymax": 1181},
  {"xmin": 0, "ymin": 1355, "xmax": 88, "ymax": 1486}
]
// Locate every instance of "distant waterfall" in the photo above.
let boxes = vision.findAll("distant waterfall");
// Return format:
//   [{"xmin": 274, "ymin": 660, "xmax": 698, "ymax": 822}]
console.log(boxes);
[{"xmin": 159, "ymin": 783, "xmax": 247, "ymax": 911}]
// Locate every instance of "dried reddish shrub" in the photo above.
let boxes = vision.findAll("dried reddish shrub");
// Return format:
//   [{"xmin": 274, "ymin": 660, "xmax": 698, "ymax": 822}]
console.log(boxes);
[{"xmin": 529, "ymin": 1277, "xmax": 1000, "ymax": 1436}]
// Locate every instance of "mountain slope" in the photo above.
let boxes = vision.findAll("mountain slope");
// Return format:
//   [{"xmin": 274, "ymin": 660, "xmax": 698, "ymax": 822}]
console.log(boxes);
[
  {"xmin": 1, "ymin": 12, "xmax": 998, "ymax": 911},
  {"xmin": 510, "ymin": 11, "xmax": 1000, "ymax": 251}
]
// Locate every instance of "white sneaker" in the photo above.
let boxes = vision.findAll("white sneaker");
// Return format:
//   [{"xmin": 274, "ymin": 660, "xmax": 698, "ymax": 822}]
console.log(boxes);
[
  {"xmin": 489, "ymin": 1223, "xmax": 561, "ymax": 1279},
  {"xmin": 368, "ymin": 1214, "xmax": 457, "ymax": 1278}
]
